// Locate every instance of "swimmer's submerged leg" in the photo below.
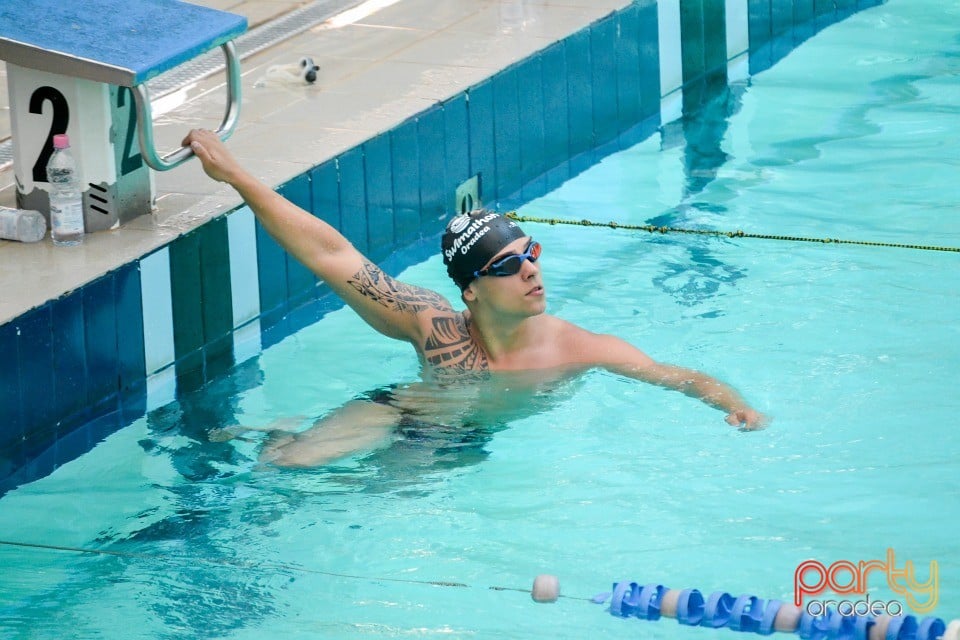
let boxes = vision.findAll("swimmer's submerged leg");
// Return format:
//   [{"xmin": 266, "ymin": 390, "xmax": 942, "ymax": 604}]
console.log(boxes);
[
  {"xmin": 208, "ymin": 416, "xmax": 307, "ymax": 442},
  {"xmin": 260, "ymin": 399, "xmax": 402, "ymax": 468}
]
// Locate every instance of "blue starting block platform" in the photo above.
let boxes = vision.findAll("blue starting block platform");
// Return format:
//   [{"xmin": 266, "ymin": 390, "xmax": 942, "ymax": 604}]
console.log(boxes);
[
  {"xmin": 0, "ymin": 0, "xmax": 246, "ymax": 87},
  {"xmin": 0, "ymin": 0, "xmax": 247, "ymax": 228}
]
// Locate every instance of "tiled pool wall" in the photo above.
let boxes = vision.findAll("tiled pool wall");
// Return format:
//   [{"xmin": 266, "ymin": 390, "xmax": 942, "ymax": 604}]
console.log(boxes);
[{"xmin": 0, "ymin": 0, "xmax": 883, "ymax": 489}]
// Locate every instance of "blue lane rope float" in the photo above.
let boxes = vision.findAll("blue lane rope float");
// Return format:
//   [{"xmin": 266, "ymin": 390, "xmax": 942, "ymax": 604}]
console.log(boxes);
[
  {"xmin": 504, "ymin": 212, "xmax": 960, "ymax": 254},
  {"xmin": 594, "ymin": 580, "xmax": 958, "ymax": 640}
]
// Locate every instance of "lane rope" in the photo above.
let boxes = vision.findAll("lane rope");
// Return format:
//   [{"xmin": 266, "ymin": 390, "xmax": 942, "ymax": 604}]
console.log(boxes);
[
  {"xmin": 5, "ymin": 538, "xmax": 956, "ymax": 632},
  {"xmin": 0, "ymin": 538, "xmax": 591, "ymax": 601},
  {"xmin": 505, "ymin": 212, "xmax": 960, "ymax": 253}
]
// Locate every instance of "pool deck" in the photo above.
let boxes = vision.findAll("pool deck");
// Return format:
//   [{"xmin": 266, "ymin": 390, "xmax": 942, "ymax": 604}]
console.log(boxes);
[{"xmin": 0, "ymin": 0, "xmax": 630, "ymax": 325}]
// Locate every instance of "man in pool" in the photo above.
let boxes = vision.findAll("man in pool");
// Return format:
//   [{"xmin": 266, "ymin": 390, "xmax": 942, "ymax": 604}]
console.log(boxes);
[{"xmin": 185, "ymin": 129, "xmax": 767, "ymax": 466}]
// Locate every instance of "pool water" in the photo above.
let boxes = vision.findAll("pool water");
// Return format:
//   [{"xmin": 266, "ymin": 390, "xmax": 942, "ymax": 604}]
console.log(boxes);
[{"xmin": 2, "ymin": 0, "xmax": 958, "ymax": 637}]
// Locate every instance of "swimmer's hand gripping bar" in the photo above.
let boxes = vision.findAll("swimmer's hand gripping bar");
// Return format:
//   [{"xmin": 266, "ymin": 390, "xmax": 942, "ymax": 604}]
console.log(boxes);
[{"xmin": 132, "ymin": 41, "xmax": 242, "ymax": 171}]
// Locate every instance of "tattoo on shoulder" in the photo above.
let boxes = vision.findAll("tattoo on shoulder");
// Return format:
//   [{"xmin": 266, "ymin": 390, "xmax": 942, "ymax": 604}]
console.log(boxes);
[
  {"xmin": 423, "ymin": 315, "xmax": 489, "ymax": 373},
  {"xmin": 347, "ymin": 261, "xmax": 452, "ymax": 313}
]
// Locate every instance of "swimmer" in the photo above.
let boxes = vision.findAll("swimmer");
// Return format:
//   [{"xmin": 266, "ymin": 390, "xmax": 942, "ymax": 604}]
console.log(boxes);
[{"xmin": 184, "ymin": 129, "xmax": 768, "ymax": 467}]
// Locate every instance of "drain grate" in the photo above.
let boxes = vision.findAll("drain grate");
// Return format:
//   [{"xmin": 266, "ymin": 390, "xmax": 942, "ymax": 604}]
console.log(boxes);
[{"xmin": 0, "ymin": 0, "xmax": 361, "ymax": 169}]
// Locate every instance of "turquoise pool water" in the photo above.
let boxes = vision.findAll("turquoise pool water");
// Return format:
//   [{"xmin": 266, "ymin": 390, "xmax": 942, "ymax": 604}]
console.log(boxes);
[{"xmin": 2, "ymin": 1, "xmax": 958, "ymax": 637}]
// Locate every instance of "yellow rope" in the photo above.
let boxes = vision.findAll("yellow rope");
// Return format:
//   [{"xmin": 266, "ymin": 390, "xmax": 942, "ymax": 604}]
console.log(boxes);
[{"xmin": 505, "ymin": 212, "xmax": 960, "ymax": 253}]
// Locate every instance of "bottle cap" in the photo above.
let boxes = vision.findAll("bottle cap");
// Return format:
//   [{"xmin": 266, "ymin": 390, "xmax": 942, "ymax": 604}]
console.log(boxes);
[{"xmin": 53, "ymin": 134, "xmax": 70, "ymax": 149}]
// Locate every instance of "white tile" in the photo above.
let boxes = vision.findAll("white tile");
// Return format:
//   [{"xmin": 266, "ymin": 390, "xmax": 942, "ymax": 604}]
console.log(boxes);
[
  {"xmin": 139, "ymin": 248, "xmax": 176, "ymax": 375},
  {"xmin": 725, "ymin": 0, "xmax": 749, "ymax": 60},
  {"xmin": 657, "ymin": 0, "xmax": 682, "ymax": 98},
  {"xmin": 728, "ymin": 52, "xmax": 749, "ymax": 83},
  {"xmin": 661, "ymin": 91, "xmax": 682, "ymax": 127},
  {"xmin": 232, "ymin": 318, "xmax": 262, "ymax": 366},
  {"xmin": 227, "ymin": 205, "xmax": 261, "ymax": 326},
  {"xmin": 146, "ymin": 366, "xmax": 177, "ymax": 412}
]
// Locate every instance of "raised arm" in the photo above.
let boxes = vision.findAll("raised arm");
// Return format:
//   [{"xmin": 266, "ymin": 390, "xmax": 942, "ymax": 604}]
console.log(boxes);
[
  {"xmin": 582, "ymin": 331, "xmax": 768, "ymax": 429},
  {"xmin": 184, "ymin": 129, "xmax": 451, "ymax": 343}
]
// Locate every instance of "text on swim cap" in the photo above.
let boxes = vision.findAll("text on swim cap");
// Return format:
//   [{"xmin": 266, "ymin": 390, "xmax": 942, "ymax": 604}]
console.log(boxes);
[
  {"xmin": 443, "ymin": 212, "xmax": 498, "ymax": 261},
  {"xmin": 459, "ymin": 226, "xmax": 490, "ymax": 255}
]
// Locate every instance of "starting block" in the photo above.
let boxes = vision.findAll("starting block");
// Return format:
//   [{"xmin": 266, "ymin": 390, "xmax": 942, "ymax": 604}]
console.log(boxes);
[{"xmin": 0, "ymin": 0, "xmax": 247, "ymax": 230}]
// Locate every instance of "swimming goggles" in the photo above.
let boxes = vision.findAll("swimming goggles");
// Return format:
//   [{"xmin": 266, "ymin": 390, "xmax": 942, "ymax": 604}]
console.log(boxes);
[{"xmin": 473, "ymin": 240, "xmax": 542, "ymax": 278}]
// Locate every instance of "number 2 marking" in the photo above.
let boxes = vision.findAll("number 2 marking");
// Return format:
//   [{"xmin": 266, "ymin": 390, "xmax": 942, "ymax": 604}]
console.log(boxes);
[
  {"xmin": 117, "ymin": 87, "xmax": 143, "ymax": 175},
  {"xmin": 29, "ymin": 86, "xmax": 69, "ymax": 183}
]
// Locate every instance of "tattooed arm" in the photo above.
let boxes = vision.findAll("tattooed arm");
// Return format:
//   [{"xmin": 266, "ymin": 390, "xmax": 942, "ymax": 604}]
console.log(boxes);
[
  {"xmin": 342, "ymin": 261, "xmax": 454, "ymax": 341},
  {"xmin": 185, "ymin": 129, "xmax": 453, "ymax": 343}
]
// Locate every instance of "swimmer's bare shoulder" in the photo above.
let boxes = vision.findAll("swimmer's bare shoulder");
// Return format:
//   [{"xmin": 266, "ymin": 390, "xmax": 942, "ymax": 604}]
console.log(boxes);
[{"xmin": 546, "ymin": 317, "xmax": 654, "ymax": 369}]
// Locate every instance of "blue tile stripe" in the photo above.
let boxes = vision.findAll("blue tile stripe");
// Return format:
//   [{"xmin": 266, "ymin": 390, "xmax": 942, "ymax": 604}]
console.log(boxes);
[
  {"xmin": 417, "ymin": 104, "xmax": 447, "ymax": 224},
  {"xmin": 364, "ymin": 133, "xmax": 396, "ymax": 262},
  {"xmin": 679, "ymin": 0, "xmax": 729, "ymax": 111},
  {"xmin": 277, "ymin": 175, "xmax": 317, "ymax": 306},
  {"xmin": 614, "ymin": 5, "xmax": 642, "ymax": 136},
  {"xmin": 517, "ymin": 55, "xmax": 546, "ymax": 201},
  {"xmin": 442, "ymin": 94, "xmax": 470, "ymax": 210},
  {"xmin": 590, "ymin": 14, "xmax": 620, "ymax": 150},
  {"xmin": 493, "ymin": 67, "xmax": 521, "ymax": 204},
  {"xmin": 467, "ymin": 80, "xmax": 495, "ymax": 204},
  {"xmin": 565, "ymin": 29, "xmax": 594, "ymax": 175},
  {"xmin": 83, "ymin": 274, "xmax": 120, "ymax": 411},
  {"xmin": 0, "ymin": 320, "xmax": 24, "ymax": 479},
  {"xmin": 51, "ymin": 293, "xmax": 87, "ymax": 425},
  {"xmin": 540, "ymin": 42, "xmax": 571, "ymax": 192},
  {"xmin": 115, "ymin": 262, "xmax": 146, "ymax": 396},
  {"xmin": 0, "ymin": 0, "xmax": 879, "ymax": 490},
  {"xmin": 338, "ymin": 146, "xmax": 368, "ymax": 253},
  {"xmin": 637, "ymin": 1, "xmax": 661, "ymax": 123},
  {"xmin": 17, "ymin": 305, "xmax": 55, "ymax": 438},
  {"xmin": 390, "ymin": 119, "xmax": 421, "ymax": 240}
]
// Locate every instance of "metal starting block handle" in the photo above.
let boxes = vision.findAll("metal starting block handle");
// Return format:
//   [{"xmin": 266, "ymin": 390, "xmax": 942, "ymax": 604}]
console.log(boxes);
[{"xmin": 133, "ymin": 41, "xmax": 243, "ymax": 171}]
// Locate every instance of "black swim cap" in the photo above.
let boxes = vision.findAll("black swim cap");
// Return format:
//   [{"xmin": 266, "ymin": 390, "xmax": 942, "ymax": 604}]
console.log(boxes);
[{"xmin": 441, "ymin": 210, "xmax": 526, "ymax": 290}]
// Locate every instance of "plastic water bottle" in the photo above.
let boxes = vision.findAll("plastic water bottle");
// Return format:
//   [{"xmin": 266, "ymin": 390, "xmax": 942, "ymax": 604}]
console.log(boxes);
[
  {"xmin": 0, "ymin": 206, "xmax": 47, "ymax": 243},
  {"xmin": 47, "ymin": 133, "xmax": 85, "ymax": 246}
]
